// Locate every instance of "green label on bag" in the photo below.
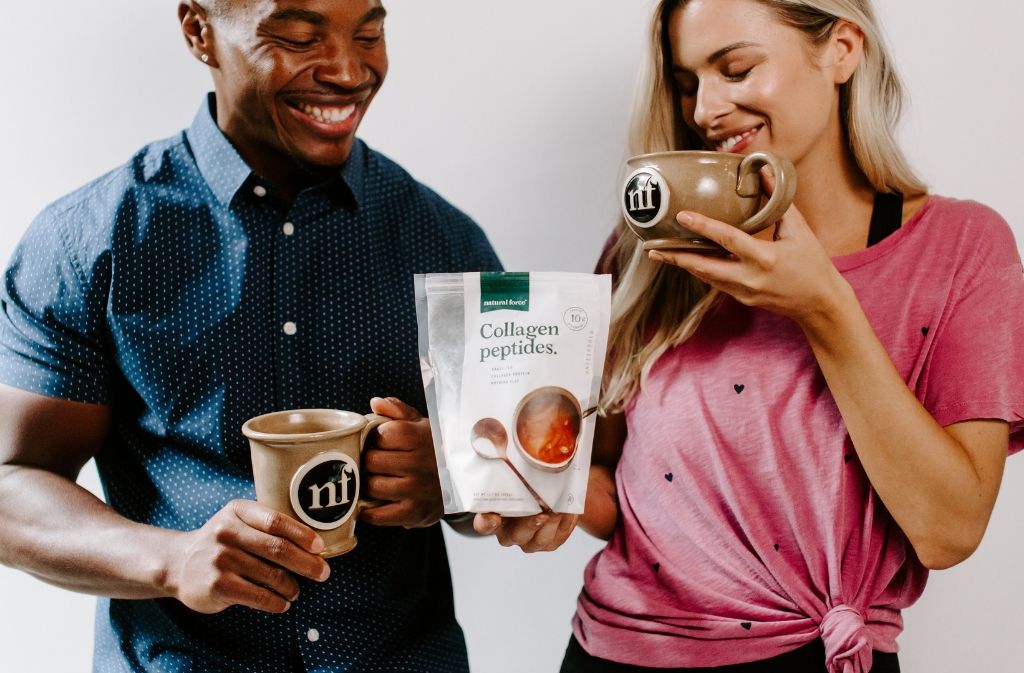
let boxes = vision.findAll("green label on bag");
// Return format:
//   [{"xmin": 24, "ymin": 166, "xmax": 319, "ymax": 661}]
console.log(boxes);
[{"xmin": 480, "ymin": 272, "xmax": 530, "ymax": 313}]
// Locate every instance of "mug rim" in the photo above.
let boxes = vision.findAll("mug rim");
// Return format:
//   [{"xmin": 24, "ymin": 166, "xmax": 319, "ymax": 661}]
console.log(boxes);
[
  {"xmin": 242, "ymin": 408, "xmax": 366, "ymax": 443},
  {"xmin": 626, "ymin": 149, "xmax": 744, "ymax": 163}
]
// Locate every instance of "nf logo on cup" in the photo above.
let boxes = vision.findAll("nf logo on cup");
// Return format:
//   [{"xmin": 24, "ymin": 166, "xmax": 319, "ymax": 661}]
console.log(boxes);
[
  {"xmin": 289, "ymin": 452, "xmax": 360, "ymax": 530},
  {"xmin": 622, "ymin": 167, "xmax": 669, "ymax": 228}
]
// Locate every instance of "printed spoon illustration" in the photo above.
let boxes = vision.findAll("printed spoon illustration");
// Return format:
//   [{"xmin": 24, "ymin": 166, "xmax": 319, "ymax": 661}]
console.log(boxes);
[{"xmin": 470, "ymin": 417, "xmax": 553, "ymax": 514}]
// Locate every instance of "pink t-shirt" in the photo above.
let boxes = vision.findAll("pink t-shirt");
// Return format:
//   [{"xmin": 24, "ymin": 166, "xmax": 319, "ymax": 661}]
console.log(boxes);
[{"xmin": 574, "ymin": 197, "xmax": 1024, "ymax": 672}]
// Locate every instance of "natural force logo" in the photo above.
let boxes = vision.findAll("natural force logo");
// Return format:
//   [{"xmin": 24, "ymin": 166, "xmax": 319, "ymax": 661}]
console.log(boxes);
[
  {"xmin": 622, "ymin": 167, "xmax": 669, "ymax": 228},
  {"xmin": 289, "ymin": 452, "xmax": 360, "ymax": 530}
]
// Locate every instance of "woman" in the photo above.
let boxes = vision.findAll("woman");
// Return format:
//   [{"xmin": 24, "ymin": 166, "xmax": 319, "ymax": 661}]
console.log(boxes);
[{"xmin": 559, "ymin": 1, "xmax": 1023, "ymax": 671}]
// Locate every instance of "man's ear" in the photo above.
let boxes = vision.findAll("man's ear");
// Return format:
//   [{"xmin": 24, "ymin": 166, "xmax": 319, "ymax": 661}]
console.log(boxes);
[
  {"xmin": 179, "ymin": 1, "xmax": 218, "ymax": 68},
  {"xmin": 830, "ymin": 20, "xmax": 865, "ymax": 85}
]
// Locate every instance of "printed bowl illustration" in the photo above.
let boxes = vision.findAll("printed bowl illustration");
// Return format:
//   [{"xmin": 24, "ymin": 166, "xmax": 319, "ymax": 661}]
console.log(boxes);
[{"xmin": 512, "ymin": 386, "xmax": 585, "ymax": 473}]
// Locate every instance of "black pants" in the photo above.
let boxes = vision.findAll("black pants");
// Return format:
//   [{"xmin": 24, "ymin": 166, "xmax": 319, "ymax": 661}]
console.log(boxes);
[{"xmin": 560, "ymin": 635, "xmax": 900, "ymax": 673}]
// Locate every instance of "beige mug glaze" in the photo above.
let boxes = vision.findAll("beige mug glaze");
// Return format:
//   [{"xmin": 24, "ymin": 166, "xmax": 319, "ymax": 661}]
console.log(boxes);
[
  {"xmin": 243, "ymin": 409, "xmax": 386, "ymax": 558},
  {"xmin": 621, "ymin": 150, "xmax": 797, "ymax": 253}
]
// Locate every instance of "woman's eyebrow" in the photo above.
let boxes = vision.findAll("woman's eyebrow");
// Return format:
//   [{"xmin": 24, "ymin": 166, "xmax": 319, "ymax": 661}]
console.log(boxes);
[
  {"xmin": 673, "ymin": 41, "xmax": 760, "ymax": 74},
  {"xmin": 706, "ymin": 41, "xmax": 760, "ymax": 64}
]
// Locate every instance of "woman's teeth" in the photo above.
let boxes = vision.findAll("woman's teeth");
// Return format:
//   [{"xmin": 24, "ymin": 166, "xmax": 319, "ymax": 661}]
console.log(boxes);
[
  {"xmin": 298, "ymin": 103, "xmax": 356, "ymax": 124},
  {"xmin": 717, "ymin": 127, "xmax": 760, "ymax": 151}
]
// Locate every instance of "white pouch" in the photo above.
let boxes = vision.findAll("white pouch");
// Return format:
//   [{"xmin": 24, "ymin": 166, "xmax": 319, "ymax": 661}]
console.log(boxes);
[{"xmin": 415, "ymin": 272, "xmax": 611, "ymax": 515}]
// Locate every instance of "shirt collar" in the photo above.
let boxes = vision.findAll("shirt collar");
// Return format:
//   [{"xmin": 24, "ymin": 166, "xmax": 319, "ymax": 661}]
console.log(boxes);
[
  {"xmin": 186, "ymin": 92, "xmax": 367, "ymax": 209},
  {"xmin": 186, "ymin": 93, "xmax": 252, "ymax": 207}
]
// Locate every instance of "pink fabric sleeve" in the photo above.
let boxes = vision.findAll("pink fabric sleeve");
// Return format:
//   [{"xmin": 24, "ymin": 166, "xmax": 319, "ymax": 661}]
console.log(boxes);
[{"xmin": 919, "ymin": 210, "xmax": 1024, "ymax": 454}]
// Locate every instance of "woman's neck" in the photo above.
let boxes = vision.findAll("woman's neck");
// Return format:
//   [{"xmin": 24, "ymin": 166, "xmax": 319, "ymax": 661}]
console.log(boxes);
[{"xmin": 792, "ymin": 142, "xmax": 876, "ymax": 257}]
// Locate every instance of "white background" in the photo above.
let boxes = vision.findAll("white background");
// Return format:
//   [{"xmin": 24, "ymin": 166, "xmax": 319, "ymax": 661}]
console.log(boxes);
[{"xmin": 1, "ymin": 1, "xmax": 1021, "ymax": 671}]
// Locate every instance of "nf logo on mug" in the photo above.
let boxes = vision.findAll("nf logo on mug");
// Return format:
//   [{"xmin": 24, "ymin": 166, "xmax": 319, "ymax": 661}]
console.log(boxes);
[
  {"xmin": 290, "ymin": 452, "xmax": 360, "ymax": 530},
  {"xmin": 622, "ymin": 167, "xmax": 669, "ymax": 228}
]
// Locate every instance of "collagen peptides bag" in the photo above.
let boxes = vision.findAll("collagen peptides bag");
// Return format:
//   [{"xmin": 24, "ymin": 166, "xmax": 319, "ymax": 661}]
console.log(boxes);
[{"xmin": 415, "ymin": 272, "xmax": 611, "ymax": 515}]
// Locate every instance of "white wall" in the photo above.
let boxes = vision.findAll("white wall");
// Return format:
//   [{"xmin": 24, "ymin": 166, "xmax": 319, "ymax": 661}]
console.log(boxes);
[{"xmin": 1, "ymin": 1, "xmax": 1021, "ymax": 671}]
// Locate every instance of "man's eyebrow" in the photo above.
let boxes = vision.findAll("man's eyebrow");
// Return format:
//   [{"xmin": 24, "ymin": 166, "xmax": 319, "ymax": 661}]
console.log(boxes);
[
  {"xmin": 267, "ymin": 8, "xmax": 328, "ymax": 26},
  {"xmin": 358, "ymin": 6, "xmax": 387, "ymax": 25},
  {"xmin": 265, "ymin": 6, "xmax": 385, "ymax": 28}
]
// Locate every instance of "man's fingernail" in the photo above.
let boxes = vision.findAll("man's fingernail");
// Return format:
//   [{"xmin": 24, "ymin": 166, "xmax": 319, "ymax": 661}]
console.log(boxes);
[
  {"xmin": 319, "ymin": 563, "xmax": 331, "ymax": 581},
  {"xmin": 310, "ymin": 536, "xmax": 325, "ymax": 553}
]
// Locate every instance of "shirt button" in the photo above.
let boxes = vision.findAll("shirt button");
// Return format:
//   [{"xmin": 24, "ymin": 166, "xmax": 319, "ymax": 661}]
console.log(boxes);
[
  {"xmin": 283, "ymin": 322, "xmax": 298, "ymax": 336},
  {"xmin": 306, "ymin": 628, "xmax": 320, "ymax": 642},
  {"xmin": 282, "ymin": 222, "xmax": 295, "ymax": 236},
  {"xmin": 253, "ymin": 185, "xmax": 267, "ymax": 197}
]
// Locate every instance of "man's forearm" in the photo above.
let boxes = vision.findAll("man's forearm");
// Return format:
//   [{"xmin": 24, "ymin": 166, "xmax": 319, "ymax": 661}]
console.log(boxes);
[{"xmin": 0, "ymin": 464, "xmax": 177, "ymax": 598}]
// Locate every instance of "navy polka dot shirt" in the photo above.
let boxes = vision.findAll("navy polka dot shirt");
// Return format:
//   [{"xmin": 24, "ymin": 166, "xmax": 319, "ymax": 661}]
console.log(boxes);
[{"xmin": 0, "ymin": 94, "xmax": 501, "ymax": 672}]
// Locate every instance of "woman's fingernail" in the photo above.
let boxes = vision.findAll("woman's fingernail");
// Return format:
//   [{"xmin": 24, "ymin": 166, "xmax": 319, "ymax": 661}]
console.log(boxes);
[{"xmin": 677, "ymin": 213, "xmax": 693, "ymax": 225}]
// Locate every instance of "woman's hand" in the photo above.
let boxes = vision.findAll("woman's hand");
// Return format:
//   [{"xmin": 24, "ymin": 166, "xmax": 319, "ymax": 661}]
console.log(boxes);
[
  {"xmin": 648, "ymin": 171, "xmax": 851, "ymax": 327},
  {"xmin": 473, "ymin": 512, "xmax": 579, "ymax": 553}
]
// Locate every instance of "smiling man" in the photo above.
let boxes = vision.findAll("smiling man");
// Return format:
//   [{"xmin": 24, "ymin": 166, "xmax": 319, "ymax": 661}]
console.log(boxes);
[{"xmin": 0, "ymin": 1, "xmax": 500, "ymax": 671}]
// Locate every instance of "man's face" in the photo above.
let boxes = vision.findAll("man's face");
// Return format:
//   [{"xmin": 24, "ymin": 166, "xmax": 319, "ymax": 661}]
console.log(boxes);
[{"xmin": 205, "ymin": 0, "xmax": 388, "ymax": 180}]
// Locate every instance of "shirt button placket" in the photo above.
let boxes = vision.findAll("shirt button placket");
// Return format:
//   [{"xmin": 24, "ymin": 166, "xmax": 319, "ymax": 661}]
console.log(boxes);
[{"xmin": 275, "ymin": 205, "xmax": 304, "ymax": 409}]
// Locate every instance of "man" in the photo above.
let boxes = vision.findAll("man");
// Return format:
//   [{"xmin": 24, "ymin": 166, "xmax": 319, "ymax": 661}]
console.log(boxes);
[{"xmin": 0, "ymin": 1, "xmax": 506, "ymax": 670}]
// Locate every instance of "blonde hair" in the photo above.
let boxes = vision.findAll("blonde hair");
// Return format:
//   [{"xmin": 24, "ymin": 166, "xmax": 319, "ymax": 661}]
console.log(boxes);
[{"xmin": 602, "ymin": 0, "xmax": 926, "ymax": 412}]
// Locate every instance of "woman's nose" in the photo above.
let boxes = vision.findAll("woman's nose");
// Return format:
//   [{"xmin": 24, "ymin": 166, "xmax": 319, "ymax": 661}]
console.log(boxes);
[{"xmin": 691, "ymin": 78, "xmax": 731, "ymax": 131}]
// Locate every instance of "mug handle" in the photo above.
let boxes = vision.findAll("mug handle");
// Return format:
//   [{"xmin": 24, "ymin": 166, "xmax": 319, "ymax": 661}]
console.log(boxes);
[
  {"xmin": 357, "ymin": 413, "xmax": 390, "ymax": 511},
  {"xmin": 736, "ymin": 151, "xmax": 797, "ymax": 235}
]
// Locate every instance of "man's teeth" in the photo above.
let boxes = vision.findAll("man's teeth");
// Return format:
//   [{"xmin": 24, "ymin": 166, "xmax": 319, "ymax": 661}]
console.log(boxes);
[{"xmin": 298, "ymin": 103, "xmax": 356, "ymax": 124}]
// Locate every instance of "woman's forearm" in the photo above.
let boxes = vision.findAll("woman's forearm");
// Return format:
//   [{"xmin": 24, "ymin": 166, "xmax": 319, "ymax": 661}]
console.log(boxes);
[
  {"xmin": 581, "ymin": 464, "xmax": 619, "ymax": 540},
  {"xmin": 798, "ymin": 282, "xmax": 1007, "ymax": 569}
]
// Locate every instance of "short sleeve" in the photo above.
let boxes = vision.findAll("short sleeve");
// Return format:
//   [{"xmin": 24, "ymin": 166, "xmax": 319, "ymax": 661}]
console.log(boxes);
[
  {"xmin": 920, "ymin": 211, "xmax": 1024, "ymax": 454},
  {"xmin": 0, "ymin": 208, "xmax": 113, "ymax": 404}
]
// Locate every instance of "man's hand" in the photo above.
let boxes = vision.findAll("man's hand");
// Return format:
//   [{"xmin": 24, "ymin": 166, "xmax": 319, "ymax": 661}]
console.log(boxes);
[
  {"xmin": 473, "ymin": 512, "xmax": 579, "ymax": 552},
  {"xmin": 165, "ymin": 500, "xmax": 330, "ymax": 614},
  {"xmin": 360, "ymin": 396, "xmax": 444, "ymax": 529}
]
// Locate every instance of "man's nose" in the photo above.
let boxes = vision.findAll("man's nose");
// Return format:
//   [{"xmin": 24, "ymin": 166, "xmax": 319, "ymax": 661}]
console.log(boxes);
[{"xmin": 314, "ymin": 41, "xmax": 372, "ymax": 90}]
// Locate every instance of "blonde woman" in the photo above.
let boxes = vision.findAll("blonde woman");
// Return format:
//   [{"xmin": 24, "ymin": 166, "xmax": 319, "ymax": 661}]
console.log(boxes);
[{"xmin": 558, "ymin": 1, "xmax": 1024, "ymax": 671}]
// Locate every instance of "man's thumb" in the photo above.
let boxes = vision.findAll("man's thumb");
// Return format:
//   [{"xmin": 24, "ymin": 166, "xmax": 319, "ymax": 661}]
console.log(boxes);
[{"xmin": 369, "ymin": 396, "xmax": 422, "ymax": 421}]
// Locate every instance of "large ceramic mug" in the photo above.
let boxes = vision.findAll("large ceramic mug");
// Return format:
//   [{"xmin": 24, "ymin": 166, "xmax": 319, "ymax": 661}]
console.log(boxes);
[
  {"xmin": 620, "ymin": 150, "xmax": 797, "ymax": 253},
  {"xmin": 243, "ymin": 409, "xmax": 386, "ymax": 558}
]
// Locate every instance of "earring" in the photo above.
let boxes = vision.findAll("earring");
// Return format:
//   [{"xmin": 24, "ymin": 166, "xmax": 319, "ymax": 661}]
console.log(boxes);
[{"xmin": 201, "ymin": 53, "xmax": 209, "ymax": 63}]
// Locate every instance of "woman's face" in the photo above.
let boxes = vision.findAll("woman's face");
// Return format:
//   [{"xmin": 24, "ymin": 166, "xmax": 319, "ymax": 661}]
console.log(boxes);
[{"xmin": 668, "ymin": 0, "xmax": 850, "ymax": 167}]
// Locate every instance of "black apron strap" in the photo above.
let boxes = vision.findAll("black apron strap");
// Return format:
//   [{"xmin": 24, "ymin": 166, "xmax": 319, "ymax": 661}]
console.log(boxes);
[{"xmin": 867, "ymin": 191, "xmax": 904, "ymax": 247}]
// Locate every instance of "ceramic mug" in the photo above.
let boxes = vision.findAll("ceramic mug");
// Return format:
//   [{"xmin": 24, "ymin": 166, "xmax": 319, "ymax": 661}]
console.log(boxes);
[
  {"xmin": 620, "ymin": 150, "xmax": 797, "ymax": 253},
  {"xmin": 243, "ymin": 409, "xmax": 386, "ymax": 558}
]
